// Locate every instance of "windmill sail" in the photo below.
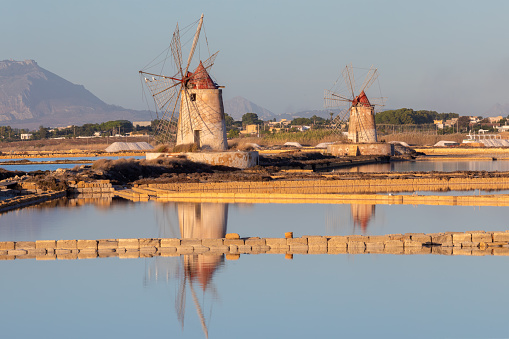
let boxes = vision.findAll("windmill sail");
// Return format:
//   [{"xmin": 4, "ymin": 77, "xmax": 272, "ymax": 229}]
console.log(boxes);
[
  {"xmin": 324, "ymin": 65, "xmax": 385, "ymax": 142},
  {"xmin": 140, "ymin": 14, "xmax": 227, "ymax": 149}
]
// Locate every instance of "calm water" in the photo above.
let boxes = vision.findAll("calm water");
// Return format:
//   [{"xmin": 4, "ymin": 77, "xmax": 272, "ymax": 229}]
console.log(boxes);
[
  {"xmin": 334, "ymin": 160, "xmax": 509, "ymax": 172},
  {"xmin": 2, "ymin": 249, "xmax": 507, "ymax": 338},
  {"xmin": 0, "ymin": 199, "xmax": 508, "ymax": 338},
  {"xmin": 1, "ymin": 199, "xmax": 509, "ymax": 240},
  {"xmin": 0, "ymin": 156, "xmax": 144, "ymax": 171},
  {"xmin": 2, "ymin": 158, "xmax": 509, "ymax": 173}
]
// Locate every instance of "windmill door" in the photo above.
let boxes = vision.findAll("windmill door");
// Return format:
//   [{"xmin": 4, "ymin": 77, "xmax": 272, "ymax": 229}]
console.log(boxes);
[{"xmin": 194, "ymin": 130, "xmax": 201, "ymax": 146}]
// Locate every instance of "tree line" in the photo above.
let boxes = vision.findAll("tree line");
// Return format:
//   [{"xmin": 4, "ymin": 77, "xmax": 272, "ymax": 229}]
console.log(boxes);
[
  {"xmin": 0, "ymin": 120, "xmax": 155, "ymax": 141},
  {"xmin": 375, "ymin": 108, "xmax": 459, "ymax": 125}
]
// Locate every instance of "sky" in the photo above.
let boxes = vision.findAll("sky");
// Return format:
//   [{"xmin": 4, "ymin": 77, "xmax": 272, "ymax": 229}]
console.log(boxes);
[{"xmin": 2, "ymin": 0, "xmax": 509, "ymax": 116}]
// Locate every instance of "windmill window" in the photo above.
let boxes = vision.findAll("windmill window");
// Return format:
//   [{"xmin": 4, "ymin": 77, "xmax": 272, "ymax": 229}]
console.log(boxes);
[{"xmin": 190, "ymin": 93, "xmax": 196, "ymax": 101}]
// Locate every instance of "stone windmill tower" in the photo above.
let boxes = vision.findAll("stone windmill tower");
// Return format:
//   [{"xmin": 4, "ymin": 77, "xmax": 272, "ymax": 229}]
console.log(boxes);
[
  {"xmin": 348, "ymin": 90, "xmax": 377, "ymax": 143},
  {"xmin": 140, "ymin": 14, "xmax": 227, "ymax": 150},
  {"xmin": 324, "ymin": 65, "xmax": 385, "ymax": 143}
]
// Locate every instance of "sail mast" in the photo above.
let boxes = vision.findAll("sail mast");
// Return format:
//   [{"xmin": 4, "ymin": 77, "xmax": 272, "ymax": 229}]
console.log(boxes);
[{"xmin": 184, "ymin": 13, "xmax": 204, "ymax": 76}]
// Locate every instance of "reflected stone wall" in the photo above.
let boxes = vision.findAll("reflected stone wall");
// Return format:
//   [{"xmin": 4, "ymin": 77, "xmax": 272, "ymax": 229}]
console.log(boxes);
[{"xmin": 178, "ymin": 202, "xmax": 228, "ymax": 239}]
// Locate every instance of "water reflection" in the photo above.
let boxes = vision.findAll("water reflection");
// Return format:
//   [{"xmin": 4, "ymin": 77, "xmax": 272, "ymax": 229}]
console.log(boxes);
[
  {"xmin": 178, "ymin": 203, "xmax": 227, "ymax": 239},
  {"xmin": 148, "ymin": 202, "xmax": 228, "ymax": 338},
  {"xmin": 333, "ymin": 160, "xmax": 509, "ymax": 173},
  {"xmin": 350, "ymin": 203, "xmax": 376, "ymax": 234},
  {"xmin": 148, "ymin": 201, "xmax": 383, "ymax": 337}
]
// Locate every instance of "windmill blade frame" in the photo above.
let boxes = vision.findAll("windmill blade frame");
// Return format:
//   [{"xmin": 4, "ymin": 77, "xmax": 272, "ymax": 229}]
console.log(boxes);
[
  {"xmin": 140, "ymin": 13, "xmax": 227, "ymax": 150},
  {"xmin": 170, "ymin": 23, "xmax": 184, "ymax": 79},
  {"xmin": 324, "ymin": 64, "xmax": 385, "ymax": 140},
  {"xmin": 342, "ymin": 64, "xmax": 356, "ymax": 100},
  {"xmin": 359, "ymin": 65, "xmax": 379, "ymax": 94}
]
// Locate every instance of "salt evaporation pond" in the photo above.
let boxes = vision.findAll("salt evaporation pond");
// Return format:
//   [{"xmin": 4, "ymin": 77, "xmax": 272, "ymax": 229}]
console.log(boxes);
[
  {"xmin": 2, "ymin": 199, "xmax": 509, "ymax": 240},
  {"xmin": 2, "ymin": 158, "xmax": 509, "ymax": 173},
  {"xmin": 1, "ymin": 199, "xmax": 508, "ymax": 338},
  {"xmin": 334, "ymin": 159, "xmax": 509, "ymax": 172},
  {"xmin": 0, "ymin": 155, "xmax": 145, "ymax": 171}
]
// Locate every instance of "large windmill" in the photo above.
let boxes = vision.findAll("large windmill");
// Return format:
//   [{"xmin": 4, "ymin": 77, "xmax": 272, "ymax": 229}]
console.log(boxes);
[
  {"xmin": 140, "ymin": 14, "xmax": 227, "ymax": 150},
  {"xmin": 324, "ymin": 65, "xmax": 385, "ymax": 143}
]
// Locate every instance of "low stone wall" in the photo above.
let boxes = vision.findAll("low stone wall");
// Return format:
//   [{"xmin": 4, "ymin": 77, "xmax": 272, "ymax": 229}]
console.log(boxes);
[
  {"xmin": 150, "ymin": 192, "xmax": 509, "ymax": 207},
  {"xmin": 132, "ymin": 177, "xmax": 509, "ymax": 195},
  {"xmin": 2, "ymin": 231, "xmax": 509, "ymax": 260},
  {"xmin": 0, "ymin": 190, "xmax": 66, "ymax": 213},
  {"xmin": 185, "ymin": 151, "xmax": 259, "ymax": 169},
  {"xmin": 413, "ymin": 147, "xmax": 509, "ymax": 156},
  {"xmin": 0, "ymin": 151, "xmax": 146, "ymax": 159},
  {"xmin": 146, "ymin": 151, "xmax": 259, "ymax": 169},
  {"xmin": 327, "ymin": 143, "xmax": 394, "ymax": 156},
  {"xmin": 0, "ymin": 181, "xmax": 115, "ymax": 213},
  {"xmin": 67, "ymin": 180, "xmax": 115, "ymax": 198}
]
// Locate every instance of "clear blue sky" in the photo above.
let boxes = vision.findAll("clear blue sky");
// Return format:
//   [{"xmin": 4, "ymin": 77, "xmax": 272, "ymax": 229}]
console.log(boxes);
[{"xmin": 2, "ymin": 0, "xmax": 508, "ymax": 116}]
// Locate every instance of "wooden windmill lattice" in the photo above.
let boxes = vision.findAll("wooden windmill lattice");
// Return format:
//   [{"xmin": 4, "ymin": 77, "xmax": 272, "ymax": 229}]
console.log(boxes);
[
  {"xmin": 324, "ymin": 64, "xmax": 385, "ymax": 141},
  {"xmin": 140, "ymin": 14, "xmax": 226, "ymax": 149}
]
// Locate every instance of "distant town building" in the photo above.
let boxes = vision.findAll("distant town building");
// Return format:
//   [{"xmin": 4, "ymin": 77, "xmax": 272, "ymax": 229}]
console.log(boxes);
[
  {"xmin": 21, "ymin": 133, "xmax": 32, "ymax": 140},
  {"xmin": 267, "ymin": 119, "xmax": 291, "ymax": 127},
  {"xmin": 266, "ymin": 119, "xmax": 291, "ymax": 133},
  {"xmin": 133, "ymin": 121, "xmax": 152, "ymax": 128},
  {"xmin": 469, "ymin": 116, "xmax": 481, "ymax": 124},
  {"xmin": 241, "ymin": 124, "xmax": 259, "ymax": 135},
  {"xmin": 433, "ymin": 119, "xmax": 444, "ymax": 129},
  {"xmin": 292, "ymin": 125, "xmax": 311, "ymax": 132},
  {"xmin": 488, "ymin": 116, "xmax": 503, "ymax": 123},
  {"xmin": 444, "ymin": 118, "xmax": 458, "ymax": 128}
]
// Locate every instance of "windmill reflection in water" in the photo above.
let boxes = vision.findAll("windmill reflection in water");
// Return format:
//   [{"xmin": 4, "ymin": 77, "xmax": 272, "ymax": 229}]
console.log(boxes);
[
  {"xmin": 145, "ymin": 202, "xmax": 228, "ymax": 338},
  {"xmin": 325, "ymin": 203, "xmax": 376, "ymax": 235}
]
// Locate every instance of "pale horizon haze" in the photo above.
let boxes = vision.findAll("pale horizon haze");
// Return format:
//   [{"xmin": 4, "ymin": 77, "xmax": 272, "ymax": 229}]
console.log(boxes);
[{"xmin": 2, "ymin": 0, "xmax": 508, "ymax": 117}]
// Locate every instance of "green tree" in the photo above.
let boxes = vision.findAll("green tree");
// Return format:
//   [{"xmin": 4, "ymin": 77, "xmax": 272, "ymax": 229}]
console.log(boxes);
[
  {"xmin": 457, "ymin": 116, "xmax": 471, "ymax": 131},
  {"xmin": 375, "ymin": 108, "xmax": 459, "ymax": 125},
  {"xmin": 227, "ymin": 128, "xmax": 240, "ymax": 139},
  {"xmin": 34, "ymin": 125, "xmax": 48, "ymax": 140},
  {"xmin": 242, "ymin": 113, "xmax": 262, "ymax": 126},
  {"xmin": 224, "ymin": 113, "xmax": 235, "ymax": 128},
  {"xmin": 291, "ymin": 117, "xmax": 312, "ymax": 125}
]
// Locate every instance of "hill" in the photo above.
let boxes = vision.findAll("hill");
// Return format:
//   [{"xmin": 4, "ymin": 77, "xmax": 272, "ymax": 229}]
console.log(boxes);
[
  {"xmin": 484, "ymin": 103, "xmax": 509, "ymax": 117},
  {"xmin": 223, "ymin": 96, "xmax": 340, "ymax": 122},
  {"xmin": 0, "ymin": 59, "xmax": 151, "ymax": 129},
  {"xmin": 223, "ymin": 96, "xmax": 276, "ymax": 121},
  {"xmin": 275, "ymin": 109, "xmax": 338, "ymax": 121}
]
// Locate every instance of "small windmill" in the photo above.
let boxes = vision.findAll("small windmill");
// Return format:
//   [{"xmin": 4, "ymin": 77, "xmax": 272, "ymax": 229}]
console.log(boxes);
[
  {"xmin": 140, "ymin": 14, "xmax": 227, "ymax": 150},
  {"xmin": 324, "ymin": 64, "xmax": 385, "ymax": 143}
]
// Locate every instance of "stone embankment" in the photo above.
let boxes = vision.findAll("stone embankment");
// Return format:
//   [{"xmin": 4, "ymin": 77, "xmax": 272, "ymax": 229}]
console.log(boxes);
[
  {"xmin": 0, "ymin": 180, "xmax": 115, "ymax": 213},
  {"xmin": 0, "ymin": 151, "xmax": 145, "ymax": 159},
  {"xmin": 3, "ymin": 176, "xmax": 509, "ymax": 213},
  {"xmin": 67, "ymin": 180, "xmax": 115, "ymax": 198},
  {"xmin": 0, "ymin": 190, "xmax": 66, "ymax": 213},
  {"xmin": 114, "ymin": 179, "xmax": 509, "ymax": 206},
  {"xmin": 412, "ymin": 147, "xmax": 509, "ymax": 157},
  {"xmin": 134, "ymin": 177, "xmax": 509, "ymax": 195},
  {"xmin": 2, "ymin": 231, "xmax": 509, "ymax": 261}
]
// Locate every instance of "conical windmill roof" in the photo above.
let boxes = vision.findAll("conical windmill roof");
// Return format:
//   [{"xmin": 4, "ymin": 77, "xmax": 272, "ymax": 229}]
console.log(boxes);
[
  {"xmin": 188, "ymin": 61, "xmax": 217, "ymax": 89},
  {"xmin": 352, "ymin": 90, "xmax": 371, "ymax": 107}
]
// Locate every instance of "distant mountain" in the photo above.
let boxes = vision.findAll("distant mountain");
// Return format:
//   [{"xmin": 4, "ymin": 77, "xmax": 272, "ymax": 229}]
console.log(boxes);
[
  {"xmin": 484, "ymin": 103, "xmax": 509, "ymax": 117},
  {"xmin": 223, "ymin": 96, "xmax": 276, "ymax": 121},
  {"xmin": 0, "ymin": 59, "xmax": 151, "ymax": 129},
  {"xmin": 275, "ymin": 109, "xmax": 337, "ymax": 121}
]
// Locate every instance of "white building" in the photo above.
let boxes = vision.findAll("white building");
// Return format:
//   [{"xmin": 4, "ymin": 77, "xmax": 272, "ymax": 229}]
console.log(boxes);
[{"xmin": 133, "ymin": 121, "xmax": 152, "ymax": 128}]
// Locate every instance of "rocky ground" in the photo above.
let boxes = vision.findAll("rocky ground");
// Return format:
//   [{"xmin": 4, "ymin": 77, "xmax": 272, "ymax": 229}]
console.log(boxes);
[{"xmin": 1, "ymin": 149, "xmax": 508, "ymax": 193}]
